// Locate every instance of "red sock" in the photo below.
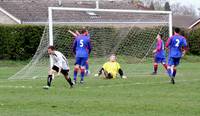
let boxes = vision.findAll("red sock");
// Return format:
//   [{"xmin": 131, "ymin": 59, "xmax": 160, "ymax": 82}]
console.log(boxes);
[
  {"xmin": 162, "ymin": 64, "xmax": 168, "ymax": 70},
  {"xmin": 154, "ymin": 64, "xmax": 158, "ymax": 73}
]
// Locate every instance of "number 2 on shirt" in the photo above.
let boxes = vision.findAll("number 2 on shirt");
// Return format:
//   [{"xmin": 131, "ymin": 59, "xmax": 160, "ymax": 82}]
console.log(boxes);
[
  {"xmin": 175, "ymin": 39, "xmax": 180, "ymax": 47},
  {"xmin": 80, "ymin": 39, "xmax": 84, "ymax": 47}
]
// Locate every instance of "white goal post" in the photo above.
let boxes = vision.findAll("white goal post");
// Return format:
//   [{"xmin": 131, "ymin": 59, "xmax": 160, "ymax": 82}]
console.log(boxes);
[{"xmin": 48, "ymin": 7, "xmax": 173, "ymax": 67}]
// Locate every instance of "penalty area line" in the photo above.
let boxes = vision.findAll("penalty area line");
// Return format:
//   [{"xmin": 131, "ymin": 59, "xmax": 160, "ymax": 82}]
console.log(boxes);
[{"xmin": 0, "ymin": 85, "xmax": 33, "ymax": 89}]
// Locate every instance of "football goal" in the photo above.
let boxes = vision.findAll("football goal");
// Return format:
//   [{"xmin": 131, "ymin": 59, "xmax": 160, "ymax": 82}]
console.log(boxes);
[{"xmin": 9, "ymin": 7, "xmax": 172, "ymax": 79}]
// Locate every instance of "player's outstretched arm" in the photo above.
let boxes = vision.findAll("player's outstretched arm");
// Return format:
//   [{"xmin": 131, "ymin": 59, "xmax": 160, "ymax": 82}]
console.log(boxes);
[
  {"xmin": 95, "ymin": 68, "xmax": 104, "ymax": 77},
  {"xmin": 68, "ymin": 30, "xmax": 78, "ymax": 37},
  {"xmin": 75, "ymin": 30, "xmax": 80, "ymax": 35}
]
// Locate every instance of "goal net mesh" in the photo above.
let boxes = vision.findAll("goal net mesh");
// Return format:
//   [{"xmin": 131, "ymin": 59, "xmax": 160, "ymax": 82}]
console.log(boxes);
[{"xmin": 9, "ymin": 8, "xmax": 170, "ymax": 79}]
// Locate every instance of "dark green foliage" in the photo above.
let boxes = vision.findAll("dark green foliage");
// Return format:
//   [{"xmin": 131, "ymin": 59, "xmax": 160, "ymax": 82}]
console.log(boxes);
[
  {"xmin": 188, "ymin": 28, "xmax": 200, "ymax": 55},
  {"xmin": 0, "ymin": 25, "xmax": 199, "ymax": 60},
  {"xmin": 0, "ymin": 25, "xmax": 44, "ymax": 60}
]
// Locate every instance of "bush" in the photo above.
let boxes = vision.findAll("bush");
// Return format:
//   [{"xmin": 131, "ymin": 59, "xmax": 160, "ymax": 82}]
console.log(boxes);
[
  {"xmin": 188, "ymin": 28, "xmax": 200, "ymax": 55},
  {"xmin": 0, "ymin": 25, "xmax": 44, "ymax": 60},
  {"xmin": 0, "ymin": 24, "xmax": 199, "ymax": 60}
]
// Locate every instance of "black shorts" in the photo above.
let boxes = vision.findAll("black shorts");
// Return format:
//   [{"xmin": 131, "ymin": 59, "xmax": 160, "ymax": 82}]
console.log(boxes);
[
  {"xmin": 103, "ymin": 71, "xmax": 113, "ymax": 79},
  {"xmin": 52, "ymin": 65, "xmax": 69, "ymax": 76}
]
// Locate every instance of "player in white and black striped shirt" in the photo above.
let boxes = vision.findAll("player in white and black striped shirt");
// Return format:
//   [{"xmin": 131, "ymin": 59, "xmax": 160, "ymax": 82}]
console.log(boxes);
[{"xmin": 43, "ymin": 46, "xmax": 73, "ymax": 89}]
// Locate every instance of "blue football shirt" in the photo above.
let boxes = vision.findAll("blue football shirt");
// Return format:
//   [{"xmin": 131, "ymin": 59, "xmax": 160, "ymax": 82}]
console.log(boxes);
[
  {"xmin": 73, "ymin": 35, "xmax": 91, "ymax": 58},
  {"xmin": 167, "ymin": 35, "xmax": 187, "ymax": 58}
]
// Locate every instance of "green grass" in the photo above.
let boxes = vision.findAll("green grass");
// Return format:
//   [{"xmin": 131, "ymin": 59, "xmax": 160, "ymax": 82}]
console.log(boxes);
[{"xmin": 0, "ymin": 59, "xmax": 200, "ymax": 116}]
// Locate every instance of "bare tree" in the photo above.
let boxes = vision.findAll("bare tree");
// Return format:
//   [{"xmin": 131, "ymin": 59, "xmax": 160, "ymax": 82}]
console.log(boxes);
[
  {"xmin": 139, "ymin": 0, "xmax": 167, "ymax": 10},
  {"xmin": 164, "ymin": 2, "xmax": 171, "ymax": 11},
  {"xmin": 149, "ymin": 1, "xmax": 155, "ymax": 10}
]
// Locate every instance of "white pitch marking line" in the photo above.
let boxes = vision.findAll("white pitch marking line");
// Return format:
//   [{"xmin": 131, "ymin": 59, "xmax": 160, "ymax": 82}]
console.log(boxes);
[
  {"xmin": 0, "ymin": 79, "xmax": 200, "ymax": 89},
  {"xmin": 0, "ymin": 85, "xmax": 33, "ymax": 89}
]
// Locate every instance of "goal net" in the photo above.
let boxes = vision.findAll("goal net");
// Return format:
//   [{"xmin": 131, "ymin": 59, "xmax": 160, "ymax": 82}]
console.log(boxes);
[{"xmin": 9, "ymin": 7, "xmax": 172, "ymax": 79}]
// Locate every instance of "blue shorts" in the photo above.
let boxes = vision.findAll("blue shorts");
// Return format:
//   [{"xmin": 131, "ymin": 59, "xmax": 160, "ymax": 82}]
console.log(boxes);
[
  {"xmin": 154, "ymin": 57, "xmax": 166, "ymax": 64},
  {"xmin": 168, "ymin": 57, "xmax": 181, "ymax": 66},
  {"xmin": 75, "ymin": 57, "xmax": 88, "ymax": 67}
]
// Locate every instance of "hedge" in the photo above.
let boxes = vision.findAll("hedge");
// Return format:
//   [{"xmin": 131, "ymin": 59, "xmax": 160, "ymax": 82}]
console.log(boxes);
[
  {"xmin": 0, "ymin": 25, "xmax": 199, "ymax": 60},
  {"xmin": 188, "ymin": 28, "xmax": 200, "ymax": 55},
  {"xmin": 0, "ymin": 25, "xmax": 44, "ymax": 60}
]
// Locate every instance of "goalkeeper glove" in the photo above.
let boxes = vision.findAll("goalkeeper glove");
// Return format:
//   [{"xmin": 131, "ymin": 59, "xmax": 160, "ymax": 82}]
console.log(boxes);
[
  {"xmin": 122, "ymin": 75, "xmax": 127, "ymax": 79},
  {"xmin": 94, "ymin": 74, "xmax": 99, "ymax": 77}
]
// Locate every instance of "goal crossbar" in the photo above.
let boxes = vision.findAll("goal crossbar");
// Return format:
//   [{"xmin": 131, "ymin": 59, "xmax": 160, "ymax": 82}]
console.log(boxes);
[{"xmin": 49, "ymin": 7, "xmax": 172, "ymax": 14}]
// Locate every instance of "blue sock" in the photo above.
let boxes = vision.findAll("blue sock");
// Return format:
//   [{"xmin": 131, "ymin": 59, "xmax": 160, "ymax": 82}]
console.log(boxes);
[
  {"xmin": 86, "ymin": 63, "xmax": 89, "ymax": 71},
  {"xmin": 172, "ymin": 69, "xmax": 176, "ymax": 77},
  {"xmin": 85, "ymin": 63, "xmax": 89, "ymax": 75},
  {"xmin": 80, "ymin": 69, "xmax": 85, "ymax": 81}
]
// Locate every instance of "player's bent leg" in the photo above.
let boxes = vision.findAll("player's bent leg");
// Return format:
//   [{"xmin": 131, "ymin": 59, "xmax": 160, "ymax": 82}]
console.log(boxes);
[
  {"xmin": 162, "ymin": 63, "xmax": 168, "ymax": 70},
  {"xmin": 170, "ymin": 66, "xmax": 175, "ymax": 85},
  {"xmin": 172, "ymin": 57, "xmax": 180, "ymax": 78},
  {"xmin": 61, "ymin": 69, "xmax": 73, "ymax": 88},
  {"xmin": 172, "ymin": 67, "xmax": 177, "ymax": 78},
  {"xmin": 103, "ymin": 71, "xmax": 113, "ymax": 79},
  {"xmin": 152, "ymin": 62, "xmax": 158, "ymax": 75},
  {"xmin": 167, "ymin": 57, "xmax": 174, "ymax": 77},
  {"xmin": 73, "ymin": 65, "xmax": 79, "ymax": 83},
  {"xmin": 79, "ymin": 57, "xmax": 88, "ymax": 84},
  {"xmin": 44, "ymin": 67, "xmax": 57, "ymax": 89},
  {"xmin": 168, "ymin": 65, "xmax": 175, "ymax": 84},
  {"xmin": 85, "ymin": 60, "xmax": 90, "ymax": 76},
  {"xmin": 161, "ymin": 58, "xmax": 167, "ymax": 70},
  {"xmin": 80, "ymin": 66, "xmax": 85, "ymax": 84}
]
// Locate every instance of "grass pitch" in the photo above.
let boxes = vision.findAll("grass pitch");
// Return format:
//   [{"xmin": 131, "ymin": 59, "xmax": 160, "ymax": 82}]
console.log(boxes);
[{"xmin": 0, "ymin": 59, "xmax": 200, "ymax": 116}]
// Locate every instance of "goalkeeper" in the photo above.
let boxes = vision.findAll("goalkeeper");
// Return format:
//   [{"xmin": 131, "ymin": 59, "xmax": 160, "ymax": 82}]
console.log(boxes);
[{"xmin": 95, "ymin": 54, "xmax": 127, "ymax": 79}]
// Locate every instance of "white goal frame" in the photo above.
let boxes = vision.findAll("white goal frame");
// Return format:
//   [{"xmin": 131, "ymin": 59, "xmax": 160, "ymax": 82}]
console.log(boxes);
[{"xmin": 48, "ymin": 7, "xmax": 173, "ymax": 67}]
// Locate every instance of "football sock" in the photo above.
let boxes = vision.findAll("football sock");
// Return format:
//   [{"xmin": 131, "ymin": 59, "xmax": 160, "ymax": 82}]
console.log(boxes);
[
  {"xmin": 67, "ymin": 77, "xmax": 73, "ymax": 86},
  {"xmin": 172, "ymin": 69, "xmax": 176, "ymax": 77},
  {"xmin": 80, "ymin": 69, "xmax": 85, "ymax": 81},
  {"xmin": 86, "ymin": 62, "xmax": 89, "ymax": 71},
  {"xmin": 85, "ymin": 62, "xmax": 89, "ymax": 75},
  {"xmin": 73, "ymin": 68, "xmax": 78, "ymax": 81},
  {"xmin": 118, "ymin": 68, "xmax": 124, "ymax": 78},
  {"xmin": 47, "ymin": 75, "xmax": 52, "ymax": 87},
  {"xmin": 167, "ymin": 68, "xmax": 172, "ymax": 77},
  {"xmin": 154, "ymin": 64, "xmax": 158, "ymax": 73},
  {"xmin": 170, "ymin": 67, "xmax": 174, "ymax": 77},
  {"xmin": 162, "ymin": 64, "xmax": 168, "ymax": 70}
]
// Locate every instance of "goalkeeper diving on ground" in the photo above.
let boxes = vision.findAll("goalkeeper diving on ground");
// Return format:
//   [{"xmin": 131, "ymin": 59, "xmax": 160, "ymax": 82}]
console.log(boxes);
[{"xmin": 95, "ymin": 54, "xmax": 127, "ymax": 79}]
